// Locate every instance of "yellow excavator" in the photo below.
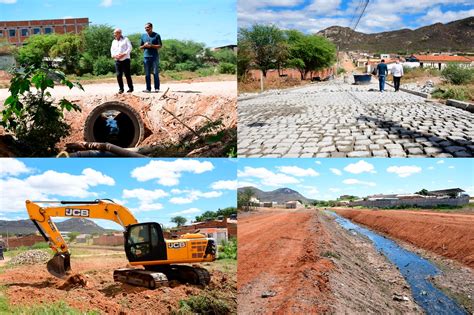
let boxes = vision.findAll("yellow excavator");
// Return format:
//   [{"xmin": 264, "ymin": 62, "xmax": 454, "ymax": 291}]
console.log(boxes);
[{"xmin": 26, "ymin": 199, "xmax": 216, "ymax": 289}]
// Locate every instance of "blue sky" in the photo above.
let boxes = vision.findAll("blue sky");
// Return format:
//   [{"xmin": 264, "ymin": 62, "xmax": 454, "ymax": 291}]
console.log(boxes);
[
  {"xmin": 238, "ymin": 158, "xmax": 474, "ymax": 201},
  {"xmin": 0, "ymin": 158, "xmax": 237, "ymax": 229},
  {"xmin": 238, "ymin": 0, "xmax": 474, "ymax": 34},
  {"xmin": 0, "ymin": 0, "xmax": 236, "ymax": 47}
]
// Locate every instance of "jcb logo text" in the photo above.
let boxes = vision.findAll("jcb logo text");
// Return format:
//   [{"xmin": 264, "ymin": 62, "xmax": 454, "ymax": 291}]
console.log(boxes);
[{"xmin": 65, "ymin": 208, "xmax": 90, "ymax": 217}]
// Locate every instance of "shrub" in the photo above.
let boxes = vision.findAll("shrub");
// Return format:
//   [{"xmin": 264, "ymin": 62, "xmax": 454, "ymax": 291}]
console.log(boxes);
[
  {"xmin": 165, "ymin": 70, "xmax": 183, "ymax": 81},
  {"xmin": 441, "ymin": 63, "xmax": 474, "ymax": 85},
  {"xmin": 218, "ymin": 62, "xmax": 236, "ymax": 74},
  {"xmin": 93, "ymin": 55, "xmax": 115, "ymax": 76},
  {"xmin": 432, "ymin": 85, "xmax": 471, "ymax": 101},
  {"xmin": 337, "ymin": 67, "xmax": 346, "ymax": 75},
  {"xmin": 218, "ymin": 238, "xmax": 237, "ymax": 260},
  {"xmin": 175, "ymin": 61, "xmax": 199, "ymax": 72},
  {"xmin": 1, "ymin": 65, "xmax": 82, "ymax": 156},
  {"xmin": 176, "ymin": 293, "xmax": 230, "ymax": 315},
  {"xmin": 197, "ymin": 67, "xmax": 215, "ymax": 77}
]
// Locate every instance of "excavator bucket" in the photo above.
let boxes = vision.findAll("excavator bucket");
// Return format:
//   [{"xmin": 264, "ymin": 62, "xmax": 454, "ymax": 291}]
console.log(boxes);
[{"xmin": 47, "ymin": 253, "xmax": 71, "ymax": 279}]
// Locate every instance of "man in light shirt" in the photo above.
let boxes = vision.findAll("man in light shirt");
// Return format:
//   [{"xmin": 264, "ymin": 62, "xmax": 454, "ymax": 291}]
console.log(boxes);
[
  {"xmin": 111, "ymin": 28, "xmax": 134, "ymax": 94},
  {"xmin": 391, "ymin": 59, "xmax": 404, "ymax": 92}
]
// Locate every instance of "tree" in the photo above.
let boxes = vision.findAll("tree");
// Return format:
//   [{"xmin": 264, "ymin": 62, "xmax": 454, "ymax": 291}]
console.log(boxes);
[
  {"xmin": 237, "ymin": 39, "xmax": 254, "ymax": 80},
  {"xmin": 159, "ymin": 39, "xmax": 206, "ymax": 71},
  {"xmin": 238, "ymin": 188, "xmax": 255, "ymax": 211},
  {"xmin": 68, "ymin": 231, "xmax": 80, "ymax": 242},
  {"xmin": 171, "ymin": 216, "xmax": 187, "ymax": 227},
  {"xmin": 286, "ymin": 30, "xmax": 336, "ymax": 80},
  {"xmin": 238, "ymin": 24, "xmax": 286, "ymax": 77},
  {"xmin": 194, "ymin": 207, "xmax": 237, "ymax": 222},
  {"xmin": 416, "ymin": 189, "xmax": 429, "ymax": 196},
  {"xmin": 82, "ymin": 25, "xmax": 114, "ymax": 59}
]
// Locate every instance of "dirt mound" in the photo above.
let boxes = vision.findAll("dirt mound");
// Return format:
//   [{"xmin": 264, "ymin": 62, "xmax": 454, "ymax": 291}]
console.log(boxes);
[
  {"xmin": 9, "ymin": 250, "xmax": 50, "ymax": 266},
  {"xmin": 336, "ymin": 209, "xmax": 474, "ymax": 268},
  {"xmin": 58, "ymin": 274, "xmax": 89, "ymax": 290}
]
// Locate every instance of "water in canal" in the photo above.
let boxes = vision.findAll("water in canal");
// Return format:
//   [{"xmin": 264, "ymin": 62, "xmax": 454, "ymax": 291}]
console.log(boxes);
[{"xmin": 328, "ymin": 211, "xmax": 467, "ymax": 315}]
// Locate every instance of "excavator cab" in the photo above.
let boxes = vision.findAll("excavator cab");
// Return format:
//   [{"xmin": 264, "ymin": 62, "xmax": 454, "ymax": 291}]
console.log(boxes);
[{"xmin": 124, "ymin": 223, "xmax": 167, "ymax": 262}]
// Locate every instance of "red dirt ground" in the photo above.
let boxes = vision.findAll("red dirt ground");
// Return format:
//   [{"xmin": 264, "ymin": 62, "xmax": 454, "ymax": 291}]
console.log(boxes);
[
  {"xmin": 336, "ymin": 209, "xmax": 474, "ymax": 269},
  {"xmin": 0, "ymin": 255, "xmax": 235, "ymax": 314},
  {"xmin": 238, "ymin": 208, "xmax": 334, "ymax": 314}
]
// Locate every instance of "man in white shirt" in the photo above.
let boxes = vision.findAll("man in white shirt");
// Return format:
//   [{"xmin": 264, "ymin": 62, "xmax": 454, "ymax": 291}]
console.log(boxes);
[
  {"xmin": 111, "ymin": 28, "xmax": 134, "ymax": 93},
  {"xmin": 391, "ymin": 59, "xmax": 404, "ymax": 92}
]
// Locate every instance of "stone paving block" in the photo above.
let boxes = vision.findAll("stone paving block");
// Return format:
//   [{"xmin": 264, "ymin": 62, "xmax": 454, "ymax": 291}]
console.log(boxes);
[
  {"xmin": 372, "ymin": 150, "xmax": 389, "ymax": 157},
  {"xmin": 347, "ymin": 151, "xmax": 371, "ymax": 157}
]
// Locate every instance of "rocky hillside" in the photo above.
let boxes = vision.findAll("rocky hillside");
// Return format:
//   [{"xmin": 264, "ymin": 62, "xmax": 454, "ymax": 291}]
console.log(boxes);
[
  {"xmin": 238, "ymin": 186, "xmax": 313, "ymax": 204},
  {"xmin": 317, "ymin": 17, "xmax": 474, "ymax": 53},
  {"xmin": 0, "ymin": 218, "xmax": 107, "ymax": 235}
]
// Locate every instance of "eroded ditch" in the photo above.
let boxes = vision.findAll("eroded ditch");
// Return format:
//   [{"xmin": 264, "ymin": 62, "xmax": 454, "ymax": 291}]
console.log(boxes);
[{"xmin": 328, "ymin": 211, "xmax": 468, "ymax": 314}]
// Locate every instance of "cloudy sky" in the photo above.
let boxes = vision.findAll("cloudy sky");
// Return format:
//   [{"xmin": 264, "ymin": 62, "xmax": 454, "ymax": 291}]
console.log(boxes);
[
  {"xmin": 238, "ymin": 158, "xmax": 474, "ymax": 200},
  {"xmin": 238, "ymin": 0, "xmax": 474, "ymax": 34},
  {"xmin": 0, "ymin": 158, "xmax": 236, "ymax": 229},
  {"xmin": 0, "ymin": 0, "xmax": 236, "ymax": 47}
]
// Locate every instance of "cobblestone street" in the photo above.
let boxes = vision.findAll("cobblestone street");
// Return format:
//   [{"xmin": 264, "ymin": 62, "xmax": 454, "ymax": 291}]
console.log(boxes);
[{"xmin": 238, "ymin": 81, "xmax": 474, "ymax": 157}]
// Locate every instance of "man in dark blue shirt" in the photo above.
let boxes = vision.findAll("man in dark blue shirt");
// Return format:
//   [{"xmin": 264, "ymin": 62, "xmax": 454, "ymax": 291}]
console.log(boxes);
[
  {"xmin": 140, "ymin": 22, "xmax": 162, "ymax": 93},
  {"xmin": 376, "ymin": 59, "xmax": 388, "ymax": 92}
]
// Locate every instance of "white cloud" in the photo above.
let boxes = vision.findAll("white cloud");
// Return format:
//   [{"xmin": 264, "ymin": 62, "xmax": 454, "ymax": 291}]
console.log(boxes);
[
  {"xmin": 448, "ymin": 166, "xmax": 455, "ymax": 169},
  {"xmin": 169, "ymin": 190, "xmax": 222, "ymax": 204},
  {"xmin": 171, "ymin": 208, "xmax": 201, "ymax": 215},
  {"xmin": 0, "ymin": 0, "xmax": 17, "ymax": 3},
  {"xmin": 315, "ymin": 161, "xmax": 321, "ymax": 165},
  {"xmin": 436, "ymin": 160, "xmax": 445, "ymax": 164},
  {"xmin": 238, "ymin": 166, "xmax": 299, "ymax": 187},
  {"xmin": 307, "ymin": 0, "xmax": 341, "ymax": 14},
  {"xmin": 277, "ymin": 166, "xmax": 319, "ymax": 177},
  {"xmin": 428, "ymin": 166, "xmax": 435, "ymax": 170},
  {"xmin": 299, "ymin": 185, "xmax": 319, "ymax": 197},
  {"xmin": 211, "ymin": 180, "xmax": 237, "ymax": 190},
  {"xmin": 330, "ymin": 168, "xmax": 342, "ymax": 176},
  {"xmin": 237, "ymin": 180, "xmax": 257, "ymax": 188},
  {"xmin": 386, "ymin": 166, "xmax": 422, "ymax": 178},
  {"xmin": 0, "ymin": 169, "xmax": 115, "ymax": 213},
  {"xmin": 344, "ymin": 160, "xmax": 376, "ymax": 174},
  {"xmin": 122, "ymin": 188, "xmax": 168, "ymax": 203},
  {"xmin": 329, "ymin": 188, "xmax": 341, "ymax": 192},
  {"xmin": 420, "ymin": 6, "xmax": 474, "ymax": 24},
  {"xmin": 0, "ymin": 159, "xmax": 32, "ymax": 177},
  {"xmin": 131, "ymin": 159, "xmax": 214, "ymax": 186},
  {"xmin": 100, "ymin": 0, "xmax": 113, "ymax": 7},
  {"xmin": 343, "ymin": 179, "xmax": 376, "ymax": 187}
]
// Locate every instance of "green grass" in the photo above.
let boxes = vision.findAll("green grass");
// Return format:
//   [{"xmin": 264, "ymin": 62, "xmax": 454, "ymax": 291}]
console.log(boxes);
[
  {"xmin": 217, "ymin": 238, "xmax": 237, "ymax": 260},
  {"xmin": 0, "ymin": 286, "xmax": 99, "ymax": 315}
]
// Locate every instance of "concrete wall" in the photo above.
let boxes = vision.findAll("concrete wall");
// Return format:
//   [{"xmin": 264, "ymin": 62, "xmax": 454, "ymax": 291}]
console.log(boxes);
[
  {"xmin": 4, "ymin": 235, "xmax": 45, "ymax": 249},
  {"xmin": 177, "ymin": 220, "xmax": 237, "ymax": 238},
  {"xmin": 350, "ymin": 195, "xmax": 469, "ymax": 208},
  {"xmin": 93, "ymin": 235, "xmax": 124, "ymax": 246}
]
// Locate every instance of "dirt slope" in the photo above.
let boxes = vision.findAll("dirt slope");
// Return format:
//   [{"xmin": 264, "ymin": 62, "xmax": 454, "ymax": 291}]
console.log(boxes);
[{"xmin": 336, "ymin": 209, "xmax": 474, "ymax": 268}]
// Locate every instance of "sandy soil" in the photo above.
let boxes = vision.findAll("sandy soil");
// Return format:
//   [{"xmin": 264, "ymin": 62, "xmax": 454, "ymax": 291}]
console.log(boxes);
[
  {"xmin": 0, "ymin": 252, "xmax": 236, "ymax": 314},
  {"xmin": 238, "ymin": 207, "xmax": 421, "ymax": 314},
  {"xmin": 335, "ymin": 208, "xmax": 474, "ymax": 268}
]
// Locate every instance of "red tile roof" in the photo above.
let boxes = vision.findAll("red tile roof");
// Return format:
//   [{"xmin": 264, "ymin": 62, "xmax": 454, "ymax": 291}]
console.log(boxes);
[{"xmin": 412, "ymin": 54, "xmax": 471, "ymax": 63}]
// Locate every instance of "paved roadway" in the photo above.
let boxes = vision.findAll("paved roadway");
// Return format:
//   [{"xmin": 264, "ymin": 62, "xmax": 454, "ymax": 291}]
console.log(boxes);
[{"xmin": 238, "ymin": 80, "xmax": 474, "ymax": 157}]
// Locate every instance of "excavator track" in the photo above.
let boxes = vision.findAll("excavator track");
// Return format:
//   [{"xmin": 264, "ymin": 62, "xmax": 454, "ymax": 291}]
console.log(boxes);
[
  {"xmin": 114, "ymin": 264, "xmax": 212, "ymax": 289},
  {"xmin": 113, "ymin": 268, "xmax": 168, "ymax": 289}
]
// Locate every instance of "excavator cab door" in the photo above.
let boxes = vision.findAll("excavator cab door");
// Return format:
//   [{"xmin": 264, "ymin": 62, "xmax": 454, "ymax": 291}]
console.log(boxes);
[{"xmin": 124, "ymin": 223, "xmax": 167, "ymax": 262}]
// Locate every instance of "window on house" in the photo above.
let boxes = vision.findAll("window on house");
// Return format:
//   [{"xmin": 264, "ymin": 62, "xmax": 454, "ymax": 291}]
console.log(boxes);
[
  {"xmin": 21, "ymin": 29, "xmax": 28, "ymax": 36},
  {"xmin": 9, "ymin": 29, "xmax": 16, "ymax": 37},
  {"xmin": 44, "ymin": 27, "xmax": 53, "ymax": 34},
  {"xmin": 0, "ymin": 30, "xmax": 3, "ymax": 37},
  {"xmin": 33, "ymin": 28, "xmax": 41, "ymax": 35}
]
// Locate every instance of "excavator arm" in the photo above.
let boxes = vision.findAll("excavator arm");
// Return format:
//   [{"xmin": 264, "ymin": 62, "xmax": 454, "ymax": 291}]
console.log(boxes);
[{"xmin": 26, "ymin": 199, "xmax": 138, "ymax": 278}]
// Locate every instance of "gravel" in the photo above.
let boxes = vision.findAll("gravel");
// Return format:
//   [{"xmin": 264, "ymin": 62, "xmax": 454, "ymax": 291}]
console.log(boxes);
[{"xmin": 9, "ymin": 250, "xmax": 51, "ymax": 266}]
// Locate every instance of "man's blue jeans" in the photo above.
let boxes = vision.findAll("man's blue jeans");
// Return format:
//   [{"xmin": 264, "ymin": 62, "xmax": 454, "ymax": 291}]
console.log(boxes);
[
  {"xmin": 378, "ymin": 75, "xmax": 386, "ymax": 91},
  {"xmin": 144, "ymin": 57, "xmax": 160, "ymax": 91}
]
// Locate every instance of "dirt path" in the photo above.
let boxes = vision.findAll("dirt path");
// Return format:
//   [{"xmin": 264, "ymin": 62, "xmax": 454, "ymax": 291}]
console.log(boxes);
[
  {"xmin": 336, "ymin": 208, "xmax": 474, "ymax": 268},
  {"xmin": 0, "ymin": 253, "xmax": 235, "ymax": 314},
  {"xmin": 238, "ymin": 208, "xmax": 421, "ymax": 314}
]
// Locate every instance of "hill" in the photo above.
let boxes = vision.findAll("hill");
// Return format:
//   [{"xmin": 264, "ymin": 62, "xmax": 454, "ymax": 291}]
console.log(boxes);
[
  {"xmin": 238, "ymin": 186, "xmax": 314, "ymax": 204},
  {"xmin": 317, "ymin": 17, "xmax": 474, "ymax": 53},
  {"xmin": 0, "ymin": 218, "xmax": 107, "ymax": 235}
]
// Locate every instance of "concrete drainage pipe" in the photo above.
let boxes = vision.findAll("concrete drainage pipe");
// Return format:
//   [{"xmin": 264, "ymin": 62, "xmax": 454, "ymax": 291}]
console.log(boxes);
[{"xmin": 84, "ymin": 102, "xmax": 145, "ymax": 148}]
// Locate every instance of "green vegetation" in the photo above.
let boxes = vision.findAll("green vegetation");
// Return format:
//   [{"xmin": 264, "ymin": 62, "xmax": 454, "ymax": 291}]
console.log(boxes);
[
  {"xmin": 238, "ymin": 24, "xmax": 336, "ymax": 80},
  {"xmin": 1, "ymin": 64, "xmax": 82, "ymax": 156},
  {"xmin": 171, "ymin": 216, "xmax": 187, "ymax": 227},
  {"xmin": 68, "ymin": 232, "xmax": 80, "ymax": 243},
  {"xmin": 432, "ymin": 84, "xmax": 473, "ymax": 101},
  {"xmin": 218, "ymin": 238, "xmax": 237, "ymax": 260},
  {"xmin": 194, "ymin": 207, "xmax": 236, "ymax": 222},
  {"xmin": 175, "ymin": 292, "xmax": 231, "ymax": 315},
  {"xmin": 321, "ymin": 251, "xmax": 341, "ymax": 259},
  {"xmin": 441, "ymin": 63, "xmax": 474, "ymax": 85},
  {"xmin": 237, "ymin": 188, "xmax": 255, "ymax": 211},
  {"xmin": 13, "ymin": 25, "xmax": 236, "ymax": 78}
]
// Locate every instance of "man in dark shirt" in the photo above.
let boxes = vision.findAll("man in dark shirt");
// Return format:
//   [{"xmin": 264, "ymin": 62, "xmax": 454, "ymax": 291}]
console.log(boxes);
[
  {"xmin": 140, "ymin": 22, "xmax": 162, "ymax": 93},
  {"xmin": 376, "ymin": 59, "xmax": 388, "ymax": 92}
]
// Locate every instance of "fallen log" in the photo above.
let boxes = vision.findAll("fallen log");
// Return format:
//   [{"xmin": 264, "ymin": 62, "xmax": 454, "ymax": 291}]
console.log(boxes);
[{"xmin": 66, "ymin": 142, "xmax": 146, "ymax": 157}]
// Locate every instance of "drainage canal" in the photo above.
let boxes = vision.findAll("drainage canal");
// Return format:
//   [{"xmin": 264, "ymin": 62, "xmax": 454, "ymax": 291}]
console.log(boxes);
[
  {"xmin": 84, "ymin": 102, "xmax": 145, "ymax": 148},
  {"xmin": 327, "ymin": 211, "xmax": 467, "ymax": 315}
]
